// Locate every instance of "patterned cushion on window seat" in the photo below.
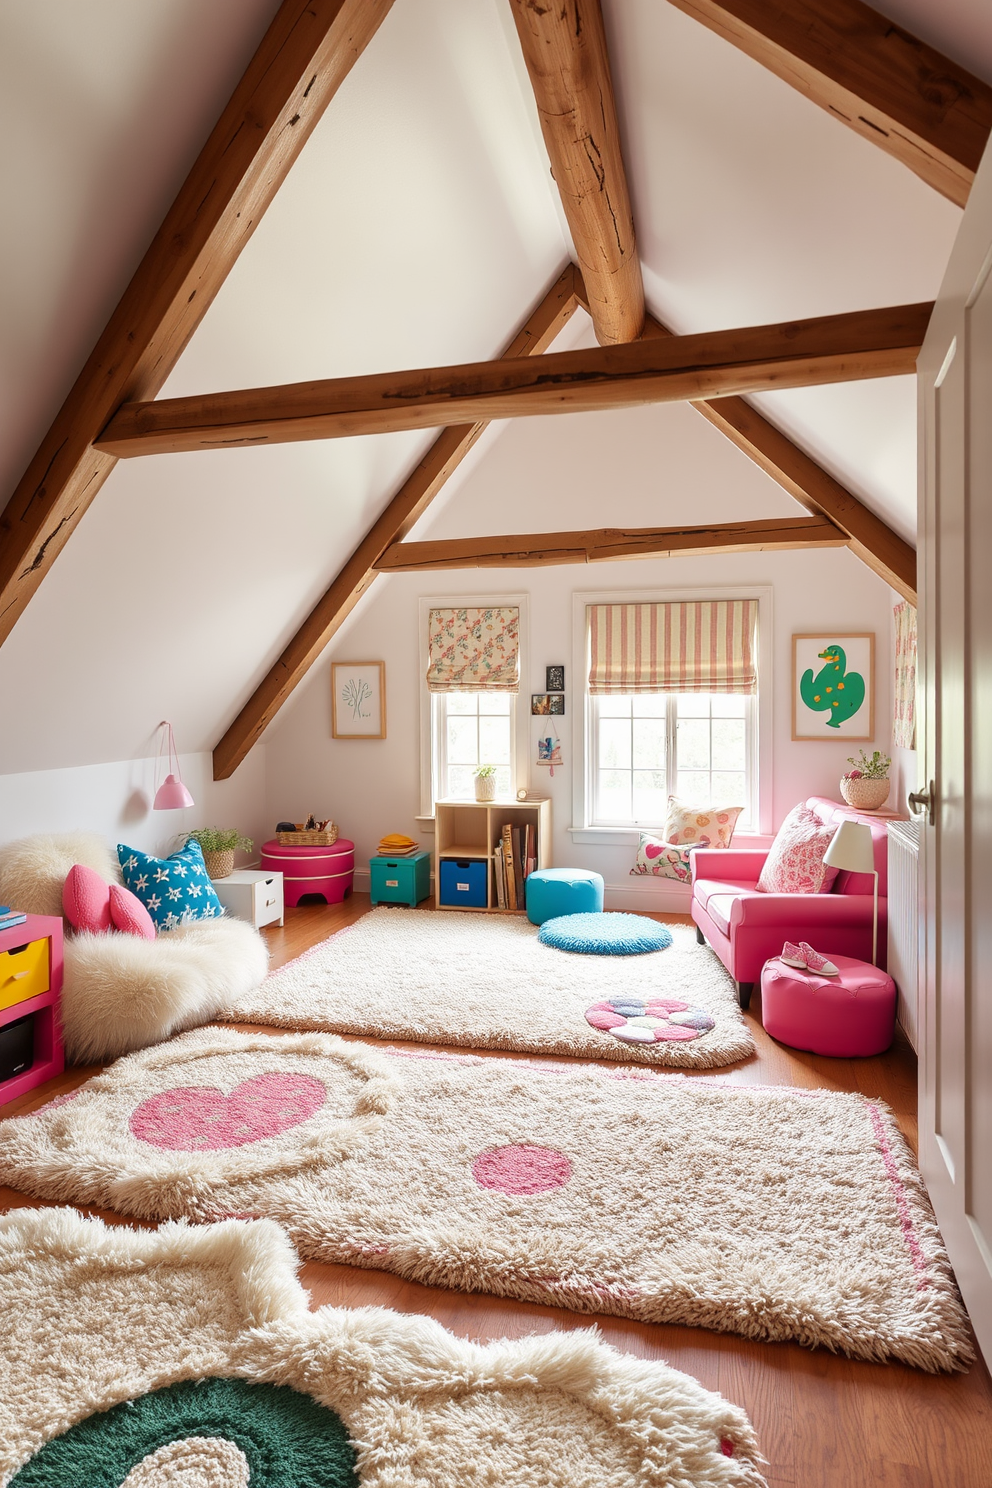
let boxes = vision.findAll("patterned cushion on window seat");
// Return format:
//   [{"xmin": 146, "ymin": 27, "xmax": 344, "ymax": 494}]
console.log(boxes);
[{"xmin": 630, "ymin": 834, "xmax": 703, "ymax": 882}]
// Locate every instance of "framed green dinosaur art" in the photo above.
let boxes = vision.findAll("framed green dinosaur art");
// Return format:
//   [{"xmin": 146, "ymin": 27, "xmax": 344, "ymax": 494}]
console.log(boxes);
[{"xmin": 792, "ymin": 633, "xmax": 875, "ymax": 741}]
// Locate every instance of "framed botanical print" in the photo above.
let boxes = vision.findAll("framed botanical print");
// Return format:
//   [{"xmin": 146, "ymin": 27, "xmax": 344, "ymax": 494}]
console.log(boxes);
[
  {"xmin": 331, "ymin": 661, "xmax": 386, "ymax": 738},
  {"xmin": 792, "ymin": 633, "xmax": 874, "ymax": 741}
]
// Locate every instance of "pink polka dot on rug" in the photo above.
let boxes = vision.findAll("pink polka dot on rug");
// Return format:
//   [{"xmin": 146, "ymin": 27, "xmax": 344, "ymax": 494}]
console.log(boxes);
[{"xmin": 472, "ymin": 1144, "xmax": 572, "ymax": 1194}]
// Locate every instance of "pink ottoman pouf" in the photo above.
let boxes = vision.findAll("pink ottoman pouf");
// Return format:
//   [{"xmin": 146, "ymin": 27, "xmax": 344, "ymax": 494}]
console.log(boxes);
[
  {"xmin": 259, "ymin": 838, "xmax": 355, "ymax": 908},
  {"xmin": 760, "ymin": 954, "xmax": 897, "ymax": 1057}
]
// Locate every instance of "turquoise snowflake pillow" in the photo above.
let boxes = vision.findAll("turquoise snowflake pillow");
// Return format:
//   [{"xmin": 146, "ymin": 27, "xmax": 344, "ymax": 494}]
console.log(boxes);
[{"xmin": 117, "ymin": 840, "xmax": 225, "ymax": 931}]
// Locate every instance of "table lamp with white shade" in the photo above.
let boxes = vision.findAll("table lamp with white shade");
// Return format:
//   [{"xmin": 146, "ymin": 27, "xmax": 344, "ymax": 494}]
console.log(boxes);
[{"xmin": 823, "ymin": 820, "xmax": 878, "ymax": 965}]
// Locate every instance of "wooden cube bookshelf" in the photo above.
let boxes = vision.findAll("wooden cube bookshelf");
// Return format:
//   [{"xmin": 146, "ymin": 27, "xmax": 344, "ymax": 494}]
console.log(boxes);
[{"xmin": 434, "ymin": 797, "xmax": 551, "ymax": 913}]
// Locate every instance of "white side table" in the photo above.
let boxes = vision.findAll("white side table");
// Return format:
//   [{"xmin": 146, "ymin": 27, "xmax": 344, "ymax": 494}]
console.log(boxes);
[{"xmin": 210, "ymin": 869, "xmax": 284, "ymax": 928}]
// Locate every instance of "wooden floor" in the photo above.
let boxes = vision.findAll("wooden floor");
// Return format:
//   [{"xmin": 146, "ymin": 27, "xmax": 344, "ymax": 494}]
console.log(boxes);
[{"xmin": 3, "ymin": 894, "xmax": 991, "ymax": 1486}]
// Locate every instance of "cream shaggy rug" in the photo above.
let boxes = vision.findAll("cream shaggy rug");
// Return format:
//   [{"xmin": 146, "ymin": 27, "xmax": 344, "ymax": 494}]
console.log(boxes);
[
  {"xmin": 0, "ymin": 1208, "xmax": 766, "ymax": 1488},
  {"xmin": 0, "ymin": 1029, "xmax": 970, "ymax": 1373},
  {"xmin": 225, "ymin": 909, "xmax": 753, "ymax": 1068}
]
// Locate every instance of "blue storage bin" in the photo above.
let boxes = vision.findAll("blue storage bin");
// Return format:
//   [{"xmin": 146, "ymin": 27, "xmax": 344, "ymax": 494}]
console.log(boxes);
[{"xmin": 439, "ymin": 858, "xmax": 488, "ymax": 908}]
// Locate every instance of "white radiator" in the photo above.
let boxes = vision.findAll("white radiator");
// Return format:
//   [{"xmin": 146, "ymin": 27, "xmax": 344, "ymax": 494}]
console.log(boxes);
[{"xmin": 887, "ymin": 819, "xmax": 921, "ymax": 1051}]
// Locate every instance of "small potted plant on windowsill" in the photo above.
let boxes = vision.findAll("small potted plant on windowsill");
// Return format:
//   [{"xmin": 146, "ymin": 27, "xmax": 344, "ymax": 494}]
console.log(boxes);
[
  {"xmin": 184, "ymin": 827, "xmax": 253, "ymax": 880},
  {"xmin": 473, "ymin": 765, "xmax": 497, "ymax": 803},
  {"xmin": 840, "ymin": 750, "xmax": 891, "ymax": 811}
]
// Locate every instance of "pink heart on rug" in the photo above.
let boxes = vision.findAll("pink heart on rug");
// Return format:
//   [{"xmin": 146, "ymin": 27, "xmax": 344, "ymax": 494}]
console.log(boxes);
[
  {"xmin": 129, "ymin": 1072, "xmax": 326, "ymax": 1151},
  {"xmin": 643, "ymin": 842, "xmax": 664, "ymax": 859}
]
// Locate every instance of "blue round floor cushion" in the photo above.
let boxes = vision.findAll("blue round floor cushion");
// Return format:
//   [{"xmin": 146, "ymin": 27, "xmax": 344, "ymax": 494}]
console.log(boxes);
[{"xmin": 538, "ymin": 912, "xmax": 674, "ymax": 956}]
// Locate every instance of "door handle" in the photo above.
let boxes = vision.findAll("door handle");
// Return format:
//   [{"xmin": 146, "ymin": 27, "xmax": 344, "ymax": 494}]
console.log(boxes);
[{"xmin": 908, "ymin": 780, "xmax": 936, "ymax": 826}]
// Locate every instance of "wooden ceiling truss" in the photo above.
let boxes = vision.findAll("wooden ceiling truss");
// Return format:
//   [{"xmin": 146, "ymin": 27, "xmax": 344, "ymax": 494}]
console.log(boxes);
[
  {"xmin": 375, "ymin": 516, "xmax": 847, "ymax": 572},
  {"xmin": 0, "ymin": 0, "xmax": 957, "ymax": 778},
  {"xmin": 665, "ymin": 0, "xmax": 992, "ymax": 208}
]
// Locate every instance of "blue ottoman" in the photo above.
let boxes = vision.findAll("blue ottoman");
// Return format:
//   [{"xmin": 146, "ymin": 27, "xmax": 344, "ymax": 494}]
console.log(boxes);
[{"xmin": 526, "ymin": 867, "xmax": 604, "ymax": 925}]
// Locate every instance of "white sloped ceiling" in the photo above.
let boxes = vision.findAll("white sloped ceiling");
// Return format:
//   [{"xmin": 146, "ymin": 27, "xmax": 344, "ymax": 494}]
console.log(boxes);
[{"xmin": 0, "ymin": 0, "xmax": 988, "ymax": 774}]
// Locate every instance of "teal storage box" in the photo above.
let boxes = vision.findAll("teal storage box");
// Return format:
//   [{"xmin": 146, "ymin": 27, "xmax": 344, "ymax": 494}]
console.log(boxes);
[
  {"xmin": 439, "ymin": 858, "xmax": 488, "ymax": 908},
  {"xmin": 370, "ymin": 850, "xmax": 431, "ymax": 907}
]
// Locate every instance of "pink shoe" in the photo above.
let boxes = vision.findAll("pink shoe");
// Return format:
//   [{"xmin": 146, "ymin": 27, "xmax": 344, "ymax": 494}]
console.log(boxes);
[
  {"xmin": 798, "ymin": 941, "xmax": 839, "ymax": 976},
  {"xmin": 781, "ymin": 941, "xmax": 807, "ymax": 969}
]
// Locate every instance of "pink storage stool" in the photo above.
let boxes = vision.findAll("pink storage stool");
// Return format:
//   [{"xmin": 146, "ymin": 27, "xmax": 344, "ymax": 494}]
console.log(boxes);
[
  {"xmin": 761, "ymin": 954, "xmax": 896, "ymax": 1057},
  {"xmin": 260, "ymin": 838, "xmax": 354, "ymax": 908}
]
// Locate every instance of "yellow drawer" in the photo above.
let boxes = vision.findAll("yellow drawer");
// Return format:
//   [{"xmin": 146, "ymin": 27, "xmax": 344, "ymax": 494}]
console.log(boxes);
[{"xmin": 0, "ymin": 938, "xmax": 50, "ymax": 1012}]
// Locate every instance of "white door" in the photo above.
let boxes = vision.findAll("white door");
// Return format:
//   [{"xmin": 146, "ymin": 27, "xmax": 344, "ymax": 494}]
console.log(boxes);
[{"xmin": 917, "ymin": 135, "xmax": 992, "ymax": 1369}]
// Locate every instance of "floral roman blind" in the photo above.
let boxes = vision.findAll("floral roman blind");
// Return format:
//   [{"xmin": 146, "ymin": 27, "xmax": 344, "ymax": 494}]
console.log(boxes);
[
  {"xmin": 588, "ymin": 599, "xmax": 757, "ymax": 695},
  {"xmin": 893, "ymin": 601, "xmax": 917, "ymax": 749},
  {"xmin": 426, "ymin": 607, "xmax": 520, "ymax": 692}
]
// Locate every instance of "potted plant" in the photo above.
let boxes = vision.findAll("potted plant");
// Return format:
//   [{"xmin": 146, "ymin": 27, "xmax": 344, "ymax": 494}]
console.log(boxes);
[
  {"xmin": 840, "ymin": 750, "xmax": 891, "ymax": 811},
  {"xmin": 473, "ymin": 765, "xmax": 497, "ymax": 802},
  {"xmin": 184, "ymin": 828, "xmax": 253, "ymax": 880}
]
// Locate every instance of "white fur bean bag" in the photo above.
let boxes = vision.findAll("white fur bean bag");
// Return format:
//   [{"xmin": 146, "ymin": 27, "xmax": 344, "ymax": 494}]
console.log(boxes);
[
  {"xmin": 0, "ymin": 832, "xmax": 269, "ymax": 1063},
  {"xmin": 63, "ymin": 918, "xmax": 270, "ymax": 1064},
  {"xmin": 0, "ymin": 832, "xmax": 120, "ymax": 918}
]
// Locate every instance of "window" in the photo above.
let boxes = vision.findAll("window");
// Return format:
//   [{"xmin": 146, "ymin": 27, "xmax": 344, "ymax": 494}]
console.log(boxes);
[
  {"xmin": 433, "ymin": 692, "xmax": 514, "ymax": 801},
  {"xmin": 591, "ymin": 691, "xmax": 755, "ymax": 828}
]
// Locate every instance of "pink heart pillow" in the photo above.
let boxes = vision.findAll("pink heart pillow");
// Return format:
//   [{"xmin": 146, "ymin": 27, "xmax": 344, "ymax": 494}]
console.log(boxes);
[
  {"xmin": 62, "ymin": 864, "xmax": 111, "ymax": 933},
  {"xmin": 109, "ymin": 883, "xmax": 156, "ymax": 940}
]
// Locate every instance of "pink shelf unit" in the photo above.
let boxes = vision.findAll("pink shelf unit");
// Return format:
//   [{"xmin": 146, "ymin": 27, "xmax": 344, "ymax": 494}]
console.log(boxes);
[{"xmin": 0, "ymin": 913, "xmax": 64, "ymax": 1107}]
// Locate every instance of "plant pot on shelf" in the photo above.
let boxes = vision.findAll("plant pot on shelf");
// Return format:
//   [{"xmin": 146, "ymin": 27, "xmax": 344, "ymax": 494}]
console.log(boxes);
[
  {"xmin": 202, "ymin": 848, "xmax": 235, "ymax": 879},
  {"xmin": 474, "ymin": 774, "xmax": 497, "ymax": 802},
  {"xmin": 840, "ymin": 776, "xmax": 890, "ymax": 811}
]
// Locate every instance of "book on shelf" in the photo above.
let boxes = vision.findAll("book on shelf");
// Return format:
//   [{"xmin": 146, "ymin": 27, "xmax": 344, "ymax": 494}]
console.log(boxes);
[
  {"xmin": 501, "ymin": 825, "xmax": 517, "ymax": 912},
  {"xmin": 524, "ymin": 822, "xmax": 537, "ymax": 879},
  {"xmin": 0, "ymin": 914, "xmax": 27, "ymax": 930},
  {"xmin": 492, "ymin": 846, "xmax": 506, "ymax": 909},
  {"xmin": 511, "ymin": 826, "xmax": 524, "ymax": 909}
]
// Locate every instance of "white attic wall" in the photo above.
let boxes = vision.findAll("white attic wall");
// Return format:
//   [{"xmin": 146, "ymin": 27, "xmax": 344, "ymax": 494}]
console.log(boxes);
[
  {"xmin": 0, "ymin": 0, "xmax": 567, "ymax": 782},
  {"xmin": 262, "ymin": 369, "xmax": 899, "ymax": 891}
]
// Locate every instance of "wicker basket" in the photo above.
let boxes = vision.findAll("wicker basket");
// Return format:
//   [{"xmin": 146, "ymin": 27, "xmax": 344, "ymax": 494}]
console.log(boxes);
[
  {"xmin": 839, "ymin": 776, "xmax": 890, "ymax": 811},
  {"xmin": 276, "ymin": 825, "xmax": 339, "ymax": 846},
  {"xmin": 202, "ymin": 847, "xmax": 235, "ymax": 879}
]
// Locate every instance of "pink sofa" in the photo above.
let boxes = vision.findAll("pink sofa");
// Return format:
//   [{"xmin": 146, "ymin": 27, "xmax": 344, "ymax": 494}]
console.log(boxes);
[{"xmin": 691, "ymin": 796, "xmax": 889, "ymax": 1009}]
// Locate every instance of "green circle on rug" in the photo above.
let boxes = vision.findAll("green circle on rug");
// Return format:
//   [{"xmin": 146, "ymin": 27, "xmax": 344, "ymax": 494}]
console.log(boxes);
[{"xmin": 9, "ymin": 1376, "xmax": 358, "ymax": 1487}]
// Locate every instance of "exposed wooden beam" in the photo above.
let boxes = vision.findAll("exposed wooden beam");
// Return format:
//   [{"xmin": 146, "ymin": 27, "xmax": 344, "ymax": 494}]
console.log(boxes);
[
  {"xmin": 99, "ymin": 301, "xmax": 932, "ymax": 456},
  {"xmin": 0, "ymin": 0, "xmax": 395, "ymax": 647},
  {"xmin": 629, "ymin": 310, "xmax": 917, "ymax": 600},
  {"xmin": 507, "ymin": 0, "xmax": 644, "ymax": 345},
  {"xmin": 666, "ymin": 0, "xmax": 992, "ymax": 207},
  {"xmin": 687, "ymin": 393, "xmax": 916, "ymax": 601},
  {"xmin": 211, "ymin": 265, "xmax": 581, "ymax": 780},
  {"xmin": 375, "ymin": 515, "xmax": 846, "ymax": 571}
]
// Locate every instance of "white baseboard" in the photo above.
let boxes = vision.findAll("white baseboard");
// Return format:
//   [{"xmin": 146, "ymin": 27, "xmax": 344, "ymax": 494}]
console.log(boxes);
[{"xmin": 604, "ymin": 879, "xmax": 694, "ymax": 914}]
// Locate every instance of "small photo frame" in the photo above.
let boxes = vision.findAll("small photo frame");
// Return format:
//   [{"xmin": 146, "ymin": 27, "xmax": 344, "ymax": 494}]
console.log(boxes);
[
  {"xmin": 331, "ymin": 661, "xmax": 386, "ymax": 738},
  {"xmin": 792, "ymin": 634, "xmax": 874, "ymax": 741},
  {"xmin": 546, "ymin": 665, "xmax": 565, "ymax": 692},
  {"xmin": 531, "ymin": 694, "xmax": 565, "ymax": 715}
]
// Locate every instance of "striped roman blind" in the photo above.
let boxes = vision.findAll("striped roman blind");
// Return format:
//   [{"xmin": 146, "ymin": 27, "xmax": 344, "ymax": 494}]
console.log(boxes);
[{"xmin": 587, "ymin": 599, "xmax": 758, "ymax": 695}]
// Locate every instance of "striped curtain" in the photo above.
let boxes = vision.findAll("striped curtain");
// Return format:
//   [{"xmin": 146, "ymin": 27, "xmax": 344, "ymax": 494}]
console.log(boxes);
[
  {"xmin": 893, "ymin": 601, "xmax": 917, "ymax": 749},
  {"xmin": 426, "ymin": 606, "xmax": 520, "ymax": 692},
  {"xmin": 588, "ymin": 599, "xmax": 758, "ymax": 695}
]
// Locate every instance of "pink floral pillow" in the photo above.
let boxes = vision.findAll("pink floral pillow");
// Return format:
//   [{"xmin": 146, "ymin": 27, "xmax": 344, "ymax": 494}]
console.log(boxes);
[
  {"xmin": 757, "ymin": 803, "xmax": 840, "ymax": 895},
  {"xmin": 630, "ymin": 834, "xmax": 698, "ymax": 882},
  {"xmin": 665, "ymin": 797, "xmax": 743, "ymax": 849}
]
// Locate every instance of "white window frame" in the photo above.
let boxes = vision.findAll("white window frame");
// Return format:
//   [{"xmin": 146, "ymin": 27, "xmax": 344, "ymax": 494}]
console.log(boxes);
[
  {"xmin": 588, "ymin": 691, "xmax": 757, "ymax": 830},
  {"xmin": 569, "ymin": 585, "xmax": 773, "ymax": 844},
  {"xmin": 418, "ymin": 593, "xmax": 530, "ymax": 817}
]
